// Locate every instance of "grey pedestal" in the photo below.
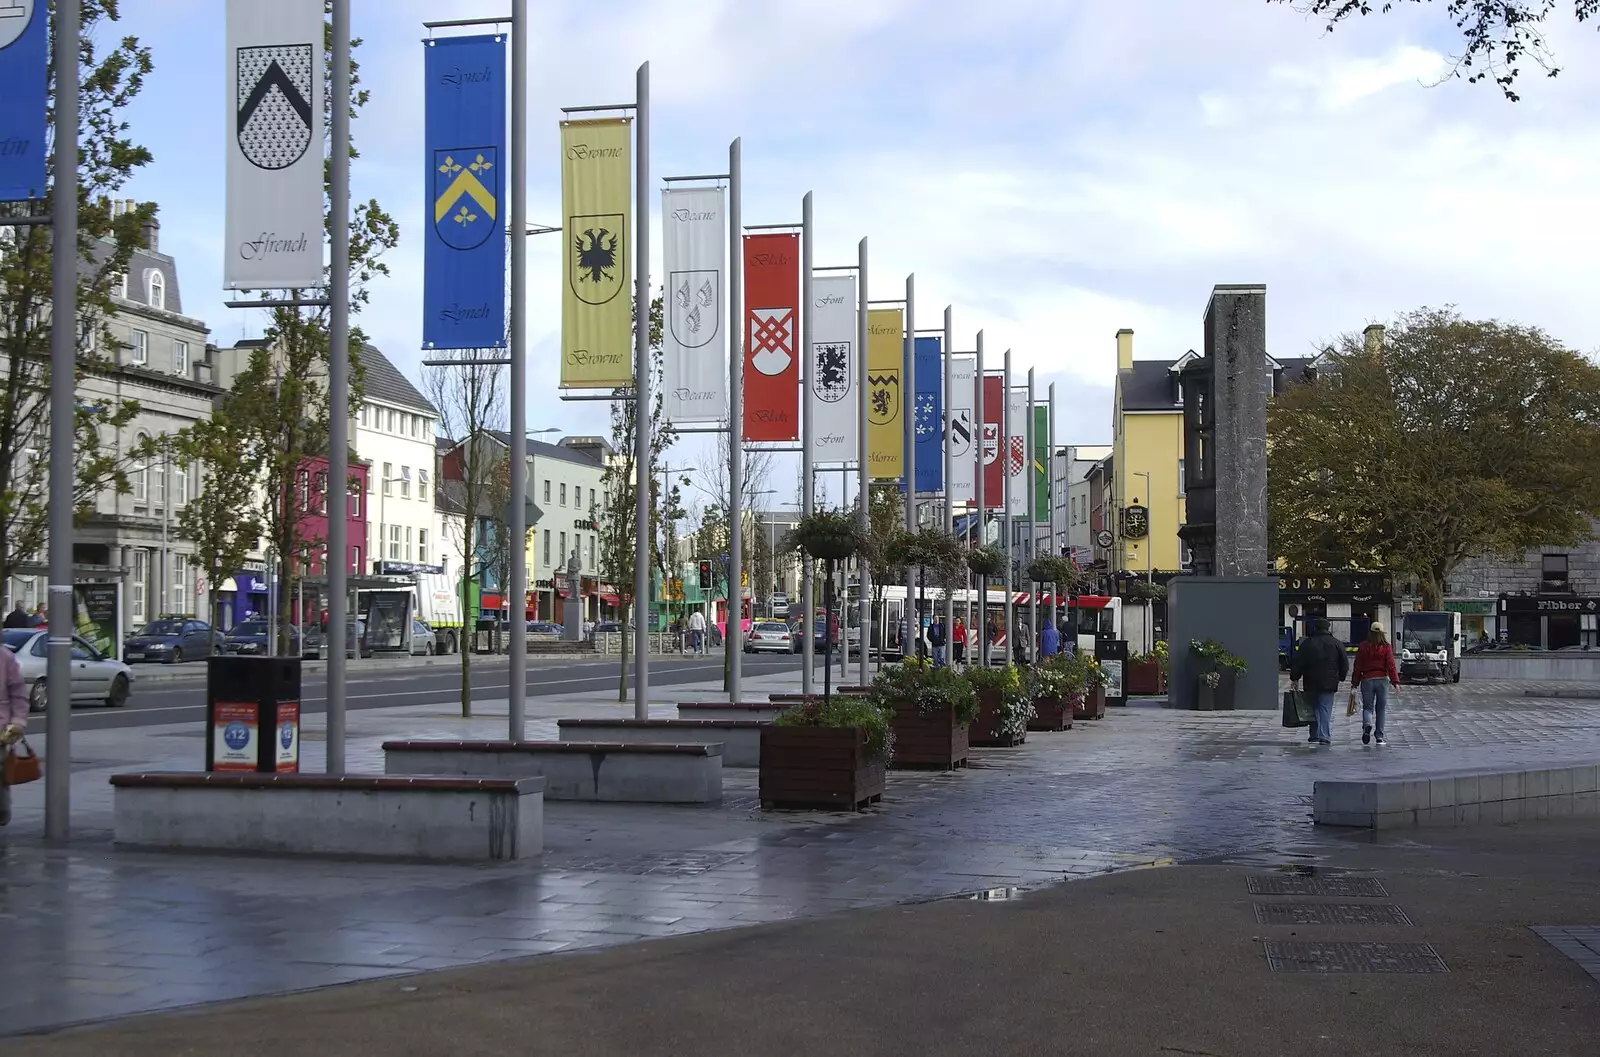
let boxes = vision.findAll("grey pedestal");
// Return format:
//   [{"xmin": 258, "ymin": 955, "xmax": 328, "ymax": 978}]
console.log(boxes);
[{"xmin": 1166, "ymin": 576, "xmax": 1279, "ymax": 710}]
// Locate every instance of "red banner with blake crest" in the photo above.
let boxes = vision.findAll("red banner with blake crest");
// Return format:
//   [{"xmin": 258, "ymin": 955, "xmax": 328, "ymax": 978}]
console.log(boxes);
[
  {"xmin": 742, "ymin": 233, "xmax": 800, "ymax": 441},
  {"xmin": 982, "ymin": 373, "xmax": 1004, "ymax": 508}
]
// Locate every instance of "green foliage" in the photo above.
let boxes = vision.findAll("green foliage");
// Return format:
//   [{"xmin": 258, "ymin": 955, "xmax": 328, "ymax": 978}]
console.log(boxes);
[
  {"xmin": 1190, "ymin": 637, "xmax": 1248, "ymax": 675},
  {"xmin": 1030, "ymin": 654, "xmax": 1084, "ymax": 698},
  {"xmin": 170, "ymin": 410, "xmax": 266, "ymax": 623},
  {"xmin": 774, "ymin": 696, "xmax": 894, "ymax": 762},
  {"xmin": 1268, "ymin": 308, "xmax": 1600, "ymax": 609},
  {"xmin": 965, "ymin": 663, "xmax": 1034, "ymax": 735},
  {"xmin": 1130, "ymin": 638, "xmax": 1170, "ymax": 673},
  {"xmin": 867, "ymin": 657, "xmax": 979, "ymax": 725},
  {"xmin": 1269, "ymin": 0, "xmax": 1595, "ymax": 101},
  {"xmin": 1121, "ymin": 579, "xmax": 1166, "ymax": 604},
  {"xmin": 967, "ymin": 544, "xmax": 1007, "ymax": 577},
  {"xmin": 1026, "ymin": 554, "xmax": 1076, "ymax": 585},
  {"xmin": 784, "ymin": 509, "xmax": 862, "ymax": 560},
  {"xmin": 884, "ymin": 527, "xmax": 967, "ymax": 594},
  {"xmin": 0, "ymin": 0, "xmax": 154, "ymax": 584}
]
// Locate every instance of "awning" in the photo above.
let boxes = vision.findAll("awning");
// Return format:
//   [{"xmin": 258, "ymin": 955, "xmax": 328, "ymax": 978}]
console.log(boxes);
[{"xmin": 601, "ymin": 592, "xmax": 620, "ymax": 606}]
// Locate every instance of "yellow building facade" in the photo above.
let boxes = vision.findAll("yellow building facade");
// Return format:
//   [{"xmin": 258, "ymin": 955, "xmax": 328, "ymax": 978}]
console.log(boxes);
[{"xmin": 1111, "ymin": 329, "xmax": 1187, "ymax": 575}]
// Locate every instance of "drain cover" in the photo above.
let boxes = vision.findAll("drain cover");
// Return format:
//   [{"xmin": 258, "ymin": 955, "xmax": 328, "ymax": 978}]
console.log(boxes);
[
  {"xmin": 1247, "ymin": 875, "xmax": 1389, "ymax": 897},
  {"xmin": 1254, "ymin": 902, "xmax": 1414, "ymax": 926},
  {"xmin": 1264, "ymin": 941, "xmax": 1447, "ymax": 973}
]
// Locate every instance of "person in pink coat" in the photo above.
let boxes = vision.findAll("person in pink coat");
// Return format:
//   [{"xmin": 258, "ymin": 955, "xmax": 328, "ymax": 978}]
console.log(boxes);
[{"xmin": 0, "ymin": 643, "xmax": 28, "ymax": 825}]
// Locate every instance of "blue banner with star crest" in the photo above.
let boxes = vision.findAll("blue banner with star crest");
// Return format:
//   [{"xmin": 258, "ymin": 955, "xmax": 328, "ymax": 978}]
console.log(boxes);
[
  {"xmin": 423, "ymin": 34, "xmax": 506, "ymax": 349},
  {"xmin": 914, "ymin": 336, "xmax": 943, "ymax": 493}
]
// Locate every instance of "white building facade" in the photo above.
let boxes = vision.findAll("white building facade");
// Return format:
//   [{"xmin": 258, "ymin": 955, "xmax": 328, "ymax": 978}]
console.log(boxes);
[{"xmin": 353, "ymin": 347, "xmax": 443, "ymax": 577}]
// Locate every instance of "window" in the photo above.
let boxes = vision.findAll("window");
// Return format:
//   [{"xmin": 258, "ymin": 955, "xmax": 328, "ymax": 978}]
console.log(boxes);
[
  {"xmin": 400, "ymin": 466, "xmax": 411, "ymax": 500},
  {"xmin": 411, "ymin": 415, "xmax": 421, "ymax": 438},
  {"xmin": 130, "ymin": 329, "xmax": 148, "ymax": 365},
  {"xmin": 115, "ymin": 272, "xmax": 128, "ymax": 299},
  {"xmin": 314, "ymin": 472, "xmax": 328, "ymax": 514},
  {"xmin": 172, "ymin": 555, "xmax": 187, "ymax": 615},
  {"xmin": 589, "ymin": 487, "xmax": 596, "ymax": 510},
  {"xmin": 542, "ymin": 530, "xmax": 551, "ymax": 567},
  {"xmin": 173, "ymin": 461, "xmax": 189, "ymax": 506},
  {"xmin": 405, "ymin": 526, "xmax": 413, "ymax": 561},
  {"xmin": 132, "ymin": 550, "xmax": 148, "ymax": 622},
  {"xmin": 349, "ymin": 478, "xmax": 361, "ymax": 518},
  {"xmin": 147, "ymin": 270, "xmax": 165, "ymax": 310},
  {"xmin": 585, "ymin": 535, "xmax": 594, "ymax": 569},
  {"xmin": 352, "ymin": 546, "xmax": 362, "ymax": 573},
  {"xmin": 560, "ymin": 483, "xmax": 567, "ymax": 507},
  {"xmin": 559, "ymin": 532, "xmax": 567, "ymax": 566},
  {"xmin": 78, "ymin": 317, "xmax": 96, "ymax": 354},
  {"xmin": 543, "ymin": 479, "xmax": 551, "ymax": 503},
  {"xmin": 359, "ymin": 404, "xmax": 369, "ymax": 427},
  {"xmin": 173, "ymin": 339, "xmax": 188, "ymax": 376},
  {"xmin": 383, "ymin": 463, "xmax": 393, "ymax": 496},
  {"xmin": 1177, "ymin": 458, "xmax": 1186, "ymax": 496},
  {"xmin": 131, "ymin": 434, "xmax": 150, "ymax": 502},
  {"xmin": 419, "ymin": 529, "xmax": 428, "ymax": 564},
  {"xmin": 297, "ymin": 470, "xmax": 310, "ymax": 512},
  {"xmin": 419, "ymin": 468, "xmax": 429, "ymax": 497},
  {"xmin": 1542, "ymin": 553, "xmax": 1570, "ymax": 592},
  {"xmin": 389, "ymin": 524, "xmax": 401, "ymax": 560}
]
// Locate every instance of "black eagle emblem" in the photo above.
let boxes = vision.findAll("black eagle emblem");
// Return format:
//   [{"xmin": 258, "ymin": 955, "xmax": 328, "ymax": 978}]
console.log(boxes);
[{"xmin": 575, "ymin": 228, "xmax": 618, "ymax": 285}]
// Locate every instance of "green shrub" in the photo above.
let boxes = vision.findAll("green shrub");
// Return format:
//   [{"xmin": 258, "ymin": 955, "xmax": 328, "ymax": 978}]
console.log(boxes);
[{"xmin": 774, "ymin": 695, "xmax": 894, "ymax": 762}]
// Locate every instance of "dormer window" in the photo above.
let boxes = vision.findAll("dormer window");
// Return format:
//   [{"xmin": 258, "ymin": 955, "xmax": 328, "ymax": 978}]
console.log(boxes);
[{"xmin": 146, "ymin": 270, "xmax": 165, "ymax": 310}]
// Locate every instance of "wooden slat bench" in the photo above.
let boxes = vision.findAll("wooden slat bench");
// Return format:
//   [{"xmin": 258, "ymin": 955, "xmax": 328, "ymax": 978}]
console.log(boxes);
[
  {"xmin": 109, "ymin": 772, "xmax": 542, "ymax": 861},
  {"xmin": 676, "ymin": 702, "xmax": 788, "ymax": 723},
  {"xmin": 557, "ymin": 718, "xmax": 764, "ymax": 767},
  {"xmin": 382, "ymin": 740, "xmax": 722, "ymax": 803},
  {"xmin": 767, "ymin": 689, "xmax": 867, "ymax": 704}
]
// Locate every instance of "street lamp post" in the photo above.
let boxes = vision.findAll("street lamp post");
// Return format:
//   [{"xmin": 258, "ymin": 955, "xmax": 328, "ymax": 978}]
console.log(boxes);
[{"xmin": 1133, "ymin": 469, "xmax": 1153, "ymax": 652}]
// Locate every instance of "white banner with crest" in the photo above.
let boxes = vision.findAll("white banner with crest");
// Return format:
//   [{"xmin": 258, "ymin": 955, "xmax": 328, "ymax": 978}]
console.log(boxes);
[
  {"xmin": 947, "ymin": 356, "xmax": 975, "ymax": 502},
  {"xmin": 808, "ymin": 274, "xmax": 857, "ymax": 464},
  {"xmin": 661, "ymin": 187, "xmax": 726, "ymax": 424}
]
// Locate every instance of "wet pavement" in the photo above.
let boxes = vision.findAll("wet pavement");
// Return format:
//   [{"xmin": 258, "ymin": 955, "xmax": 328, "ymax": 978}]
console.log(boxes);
[{"xmin": 3, "ymin": 673, "xmax": 1599, "ymax": 1035}]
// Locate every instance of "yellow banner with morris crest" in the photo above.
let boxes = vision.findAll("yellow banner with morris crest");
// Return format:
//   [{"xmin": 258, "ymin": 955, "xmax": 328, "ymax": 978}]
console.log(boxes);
[
  {"xmin": 866, "ymin": 308, "xmax": 904, "ymax": 480},
  {"xmin": 561, "ymin": 118, "xmax": 633, "ymax": 388}
]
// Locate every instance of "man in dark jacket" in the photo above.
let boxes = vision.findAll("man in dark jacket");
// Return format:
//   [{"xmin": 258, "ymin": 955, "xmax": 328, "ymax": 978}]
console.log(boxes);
[
  {"xmin": 1290, "ymin": 617, "xmax": 1349, "ymax": 745},
  {"xmin": 3, "ymin": 604, "xmax": 31, "ymax": 629}
]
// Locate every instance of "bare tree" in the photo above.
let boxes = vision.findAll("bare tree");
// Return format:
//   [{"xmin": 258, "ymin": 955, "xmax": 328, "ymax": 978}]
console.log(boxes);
[{"xmin": 423, "ymin": 351, "xmax": 506, "ymax": 717}]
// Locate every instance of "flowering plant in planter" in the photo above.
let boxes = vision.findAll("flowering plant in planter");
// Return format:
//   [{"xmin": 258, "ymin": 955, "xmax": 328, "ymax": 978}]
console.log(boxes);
[
  {"xmin": 1190, "ymin": 638, "xmax": 1247, "ymax": 676},
  {"xmin": 1031, "ymin": 654, "xmax": 1085, "ymax": 698},
  {"xmin": 784, "ymin": 509, "xmax": 863, "ymax": 561},
  {"xmin": 964, "ymin": 664, "xmax": 1035, "ymax": 739},
  {"xmin": 773, "ymin": 695, "xmax": 893, "ymax": 762},
  {"xmin": 867, "ymin": 656, "xmax": 979, "ymax": 725},
  {"xmin": 966, "ymin": 545, "xmax": 1007, "ymax": 578}
]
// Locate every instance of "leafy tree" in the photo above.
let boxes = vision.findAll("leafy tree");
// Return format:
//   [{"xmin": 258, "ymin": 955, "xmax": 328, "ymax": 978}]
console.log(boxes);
[
  {"xmin": 424, "ymin": 354, "xmax": 506, "ymax": 717},
  {"xmin": 0, "ymin": 0, "xmax": 154, "ymax": 589},
  {"xmin": 171, "ymin": 405, "xmax": 266, "ymax": 639},
  {"xmin": 1267, "ymin": 307, "xmax": 1600, "ymax": 608},
  {"xmin": 1270, "ymin": 0, "xmax": 1598, "ymax": 100}
]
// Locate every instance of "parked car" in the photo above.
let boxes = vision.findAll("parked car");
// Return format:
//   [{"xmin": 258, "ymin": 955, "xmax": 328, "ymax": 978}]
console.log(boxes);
[
  {"xmin": 526, "ymin": 621, "xmax": 563, "ymax": 641},
  {"xmin": 789, "ymin": 618, "xmax": 830, "ymax": 653},
  {"xmin": 409, "ymin": 620, "xmax": 439, "ymax": 656},
  {"xmin": 123, "ymin": 618, "xmax": 222, "ymax": 664},
  {"xmin": 4, "ymin": 629, "xmax": 133, "ymax": 712},
  {"xmin": 219, "ymin": 620, "xmax": 301, "ymax": 656},
  {"xmin": 744, "ymin": 621, "xmax": 794, "ymax": 654},
  {"xmin": 302, "ymin": 619, "xmax": 374, "ymax": 660}
]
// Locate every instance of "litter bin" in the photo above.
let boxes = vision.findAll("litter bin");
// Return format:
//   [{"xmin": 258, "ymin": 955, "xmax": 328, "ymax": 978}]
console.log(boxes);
[
  {"xmin": 1095, "ymin": 638, "xmax": 1129, "ymax": 708},
  {"xmin": 206, "ymin": 655, "xmax": 301, "ymax": 773}
]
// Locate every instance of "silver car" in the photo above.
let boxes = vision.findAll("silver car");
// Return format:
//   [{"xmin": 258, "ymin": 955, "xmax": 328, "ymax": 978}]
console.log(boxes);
[
  {"xmin": 409, "ymin": 620, "xmax": 438, "ymax": 656},
  {"xmin": 3, "ymin": 629, "xmax": 134, "ymax": 712},
  {"xmin": 744, "ymin": 621, "xmax": 794, "ymax": 654}
]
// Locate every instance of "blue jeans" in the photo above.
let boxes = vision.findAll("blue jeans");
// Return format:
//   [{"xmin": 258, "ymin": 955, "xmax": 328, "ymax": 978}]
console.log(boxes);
[
  {"xmin": 932, "ymin": 644, "xmax": 946, "ymax": 667},
  {"xmin": 1360, "ymin": 678, "xmax": 1389, "ymax": 737},
  {"xmin": 1310, "ymin": 691, "xmax": 1335, "ymax": 743}
]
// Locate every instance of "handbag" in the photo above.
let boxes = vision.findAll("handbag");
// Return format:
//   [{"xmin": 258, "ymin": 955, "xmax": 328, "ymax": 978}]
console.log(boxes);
[
  {"xmin": 1346, "ymin": 689, "xmax": 1359, "ymax": 717},
  {"xmin": 1281, "ymin": 689, "xmax": 1310, "ymax": 728},
  {"xmin": 3, "ymin": 737, "xmax": 41, "ymax": 786}
]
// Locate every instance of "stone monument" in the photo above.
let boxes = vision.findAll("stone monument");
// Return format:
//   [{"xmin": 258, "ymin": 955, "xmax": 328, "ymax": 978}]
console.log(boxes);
[
  {"xmin": 562, "ymin": 550, "xmax": 585, "ymax": 641},
  {"xmin": 1168, "ymin": 285, "xmax": 1279, "ymax": 710}
]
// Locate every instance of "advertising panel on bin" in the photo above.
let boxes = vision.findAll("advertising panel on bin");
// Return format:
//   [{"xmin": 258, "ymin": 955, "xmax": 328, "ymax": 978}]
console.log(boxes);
[{"xmin": 212, "ymin": 702, "xmax": 259, "ymax": 772}]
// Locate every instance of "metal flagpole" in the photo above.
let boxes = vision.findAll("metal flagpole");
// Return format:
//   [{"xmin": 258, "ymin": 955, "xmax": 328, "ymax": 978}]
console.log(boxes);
[
  {"xmin": 855, "ymin": 237, "xmax": 870, "ymax": 685},
  {"xmin": 799, "ymin": 191, "xmax": 815, "ymax": 694},
  {"xmin": 1002, "ymin": 349, "xmax": 1014, "ymax": 666},
  {"xmin": 727, "ymin": 138, "xmax": 744, "ymax": 701},
  {"xmin": 632, "ymin": 61, "xmax": 651, "ymax": 720},
  {"xmin": 974, "ymin": 331, "xmax": 985, "ymax": 668},
  {"xmin": 942, "ymin": 306, "xmax": 954, "ymax": 659},
  {"xmin": 1026, "ymin": 367, "xmax": 1037, "ymax": 664},
  {"xmin": 44, "ymin": 0, "xmax": 81, "ymax": 840},
  {"xmin": 902, "ymin": 274, "xmax": 916, "ymax": 658},
  {"xmin": 507, "ymin": 0, "xmax": 530, "ymax": 738},
  {"xmin": 1048, "ymin": 381, "xmax": 1058, "ymax": 629},
  {"xmin": 325, "ymin": 0, "xmax": 351, "ymax": 772}
]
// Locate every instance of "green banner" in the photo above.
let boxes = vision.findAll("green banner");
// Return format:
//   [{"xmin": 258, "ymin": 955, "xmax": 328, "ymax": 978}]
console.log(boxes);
[{"xmin": 1034, "ymin": 404, "xmax": 1050, "ymax": 522}]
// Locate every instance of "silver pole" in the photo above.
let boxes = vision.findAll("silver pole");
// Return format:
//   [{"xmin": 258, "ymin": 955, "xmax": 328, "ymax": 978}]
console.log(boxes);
[
  {"xmin": 727, "ymin": 138, "xmax": 744, "ymax": 701},
  {"xmin": 855, "ymin": 237, "xmax": 870, "ymax": 686},
  {"xmin": 325, "ymin": 0, "xmax": 351, "ymax": 772},
  {"xmin": 800, "ymin": 191, "xmax": 814, "ymax": 694},
  {"xmin": 1002, "ymin": 348, "xmax": 1014, "ymax": 665},
  {"xmin": 507, "ymin": 0, "xmax": 528, "ymax": 739},
  {"xmin": 1048, "ymin": 381, "xmax": 1058, "ymax": 629},
  {"xmin": 160, "ymin": 455, "xmax": 169, "ymax": 616},
  {"xmin": 632, "ymin": 62, "xmax": 651, "ymax": 719},
  {"xmin": 942, "ymin": 305, "xmax": 954, "ymax": 657},
  {"xmin": 1027, "ymin": 366, "xmax": 1037, "ymax": 664},
  {"xmin": 44, "ymin": 0, "xmax": 80, "ymax": 841},
  {"xmin": 973, "ymin": 331, "xmax": 985, "ymax": 667},
  {"xmin": 902, "ymin": 274, "xmax": 915, "ymax": 657}
]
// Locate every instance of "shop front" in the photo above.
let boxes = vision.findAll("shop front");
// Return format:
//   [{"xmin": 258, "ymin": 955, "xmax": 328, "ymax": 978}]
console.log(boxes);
[
  {"xmin": 1278, "ymin": 571, "xmax": 1397, "ymax": 648},
  {"xmin": 1496, "ymin": 595, "xmax": 1600, "ymax": 650}
]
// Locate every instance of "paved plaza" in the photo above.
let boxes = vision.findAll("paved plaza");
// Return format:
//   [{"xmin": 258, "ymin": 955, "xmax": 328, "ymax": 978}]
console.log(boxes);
[{"xmin": 3, "ymin": 673, "xmax": 1600, "ymax": 1036}]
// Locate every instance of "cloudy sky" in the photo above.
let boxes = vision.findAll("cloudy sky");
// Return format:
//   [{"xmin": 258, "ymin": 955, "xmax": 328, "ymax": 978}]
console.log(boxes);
[{"xmin": 121, "ymin": 0, "xmax": 1600, "ymax": 505}]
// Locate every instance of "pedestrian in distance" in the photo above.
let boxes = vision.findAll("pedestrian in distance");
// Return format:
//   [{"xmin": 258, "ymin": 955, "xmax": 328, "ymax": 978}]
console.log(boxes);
[
  {"xmin": 0, "ymin": 641, "xmax": 28, "ymax": 826},
  {"xmin": 3, "ymin": 604, "xmax": 30, "ymax": 629},
  {"xmin": 928, "ymin": 616, "xmax": 947, "ymax": 668},
  {"xmin": 1352, "ymin": 623, "xmax": 1400, "ymax": 745},
  {"xmin": 28, "ymin": 603, "xmax": 45, "ymax": 627},
  {"xmin": 688, "ymin": 610, "xmax": 706, "ymax": 655},
  {"xmin": 1013, "ymin": 620, "xmax": 1032, "ymax": 666},
  {"xmin": 952, "ymin": 617, "xmax": 967, "ymax": 668},
  {"xmin": 1039, "ymin": 620, "xmax": 1060, "ymax": 660},
  {"xmin": 1289, "ymin": 617, "xmax": 1349, "ymax": 746}
]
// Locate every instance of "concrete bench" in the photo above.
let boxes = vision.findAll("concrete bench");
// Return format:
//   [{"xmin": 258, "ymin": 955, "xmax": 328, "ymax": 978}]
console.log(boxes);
[
  {"xmin": 1314, "ymin": 761, "xmax": 1600, "ymax": 829},
  {"xmin": 382, "ymin": 740, "xmax": 722, "ymax": 803},
  {"xmin": 676, "ymin": 702, "xmax": 788, "ymax": 723},
  {"xmin": 557, "ymin": 718, "xmax": 763, "ymax": 767},
  {"xmin": 109, "ymin": 772, "xmax": 542, "ymax": 861}
]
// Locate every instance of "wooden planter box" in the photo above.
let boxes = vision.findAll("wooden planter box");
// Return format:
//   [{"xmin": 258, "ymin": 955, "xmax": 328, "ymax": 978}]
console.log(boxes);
[
  {"xmin": 1028, "ymin": 694, "xmax": 1075, "ymax": 731},
  {"xmin": 1074, "ymin": 686, "xmax": 1107, "ymax": 721},
  {"xmin": 888, "ymin": 700, "xmax": 969, "ymax": 769},
  {"xmin": 1126, "ymin": 659, "xmax": 1166, "ymax": 696},
  {"xmin": 971, "ymin": 689, "xmax": 1026, "ymax": 747},
  {"xmin": 759, "ymin": 726, "xmax": 886, "ymax": 810}
]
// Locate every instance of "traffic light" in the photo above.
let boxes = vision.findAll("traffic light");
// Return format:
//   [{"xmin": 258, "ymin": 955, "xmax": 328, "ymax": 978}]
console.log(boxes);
[{"xmin": 697, "ymin": 559, "xmax": 712, "ymax": 590}]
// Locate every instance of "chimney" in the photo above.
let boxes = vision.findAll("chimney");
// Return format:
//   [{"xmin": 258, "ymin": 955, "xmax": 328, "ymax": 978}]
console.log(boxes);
[
  {"xmin": 1363, "ymin": 324, "xmax": 1385, "ymax": 358},
  {"xmin": 1116, "ymin": 328, "xmax": 1134, "ymax": 372},
  {"xmin": 142, "ymin": 212, "xmax": 159, "ymax": 253}
]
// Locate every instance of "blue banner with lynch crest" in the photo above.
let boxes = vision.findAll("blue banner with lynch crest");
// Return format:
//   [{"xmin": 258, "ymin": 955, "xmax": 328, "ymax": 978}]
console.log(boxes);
[
  {"xmin": 423, "ymin": 34, "xmax": 506, "ymax": 349},
  {"xmin": 0, "ymin": 0, "xmax": 47, "ymax": 201},
  {"xmin": 914, "ymin": 336, "xmax": 943, "ymax": 493}
]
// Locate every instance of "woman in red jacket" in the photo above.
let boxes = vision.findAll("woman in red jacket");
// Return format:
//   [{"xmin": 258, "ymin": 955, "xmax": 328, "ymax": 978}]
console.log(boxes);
[{"xmin": 1351, "ymin": 624, "xmax": 1401, "ymax": 745}]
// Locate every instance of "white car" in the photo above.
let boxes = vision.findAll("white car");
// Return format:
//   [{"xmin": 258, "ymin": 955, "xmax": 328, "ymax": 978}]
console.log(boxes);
[
  {"xmin": 3, "ymin": 628, "xmax": 134, "ymax": 712},
  {"xmin": 744, "ymin": 621, "xmax": 794, "ymax": 654}
]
